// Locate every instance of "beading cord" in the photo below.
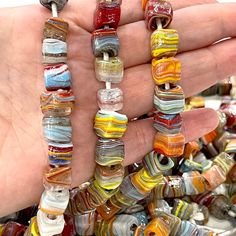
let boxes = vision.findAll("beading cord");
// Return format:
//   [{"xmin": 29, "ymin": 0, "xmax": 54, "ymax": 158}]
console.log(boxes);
[{"xmin": 25, "ymin": 0, "xmax": 74, "ymax": 235}]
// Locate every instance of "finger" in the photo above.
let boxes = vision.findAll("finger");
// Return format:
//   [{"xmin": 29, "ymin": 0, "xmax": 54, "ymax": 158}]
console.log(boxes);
[
  {"xmin": 61, "ymin": 0, "xmax": 216, "ymax": 32},
  {"xmin": 123, "ymin": 108, "xmax": 218, "ymax": 166},
  {"xmin": 120, "ymin": 38, "xmax": 236, "ymax": 118},
  {"xmin": 119, "ymin": 3, "xmax": 236, "ymax": 68}
]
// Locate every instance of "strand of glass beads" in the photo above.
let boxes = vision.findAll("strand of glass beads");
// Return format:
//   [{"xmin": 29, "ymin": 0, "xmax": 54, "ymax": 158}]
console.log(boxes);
[
  {"xmin": 25, "ymin": 0, "xmax": 74, "ymax": 235},
  {"xmin": 68, "ymin": 0, "xmax": 126, "ymax": 215}
]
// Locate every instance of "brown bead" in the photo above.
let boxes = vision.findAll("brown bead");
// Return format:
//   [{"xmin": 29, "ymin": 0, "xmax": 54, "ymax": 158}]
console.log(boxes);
[
  {"xmin": 40, "ymin": 0, "xmax": 68, "ymax": 12},
  {"xmin": 44, "ymin": 17, "xmax": 69, "ymax": 42},
  {"xmin": 145, "ymin": 0, "xmax": 173, "ymax": 30}
]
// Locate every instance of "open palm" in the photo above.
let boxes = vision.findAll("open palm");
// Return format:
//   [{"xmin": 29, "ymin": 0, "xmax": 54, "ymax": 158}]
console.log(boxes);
[{"xmin": 0, "ymin": 0, "xmax": 236, "ymax": 217}]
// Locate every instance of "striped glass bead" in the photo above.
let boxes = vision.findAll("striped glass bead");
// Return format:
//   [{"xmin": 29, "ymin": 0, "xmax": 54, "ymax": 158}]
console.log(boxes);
[
  {"xmin": 95, "ymin": 57, "xmax": 124, "ymax": 83},
  {"xmin": 172, "ymin": 199, "xmax": 194, "ymax": 220},
  {"xmin": 96, "ymin": 200, "xmax": 121, "ymax": 220},
  {"xmin": 213, "ymin": 152, "xmax": 234, "ymax": 175},
  {"xmin": 151, "ymin": 29, "xmax": 179, "ymax": 59},
  {"xmin": 183, "ymin": 141, "xmax": 200, "ymax": 159},
  {"xmin": 95, "ymin": 138, "xmax": 124, "ymax": 166},
  {"xmin": 142, "ymin": 151, "xmax": 174, "ymax": 177},
  {"xmin": 154, "ymin": 85, "xmax": 185, "ymax": 115},
  {"xmin": 44, "ymin": 64, "xmax": 71, "ymax": 91},
  {"xmin": 154, "ymin": 112, "xmax": 182, "ymax": 134},
  {"xmin": 145, "ymin": 0, "xmax": 173, "ymax": 30},
  {"xmin": 94, "ymin": 164, "xmax": 125, "ymax": 190},
  {"xmin": 40, "ymin": 90, "xmax": 75, "ymax": 117},
  {"xmin": 94, "ymin": 111, "xmax": 128, "ymax": 139},
  {"xmin": 154, "ymin": 132, "xmax": 185, "ymax": 158},
  {"xmin": 175, "ymin": 221, "xmax": 199, "ymax": 236},
  {"xmin": 225, "ymin": 139, "xmax": 236, "ymax": 154},
  {"xmin": 152, "ymin": 57, "xmax": 181, "ymax": 85},
  {"xmin": 144, "ymin": 217, "xmax": 171, "ymax": 236},
  {"xmin": 92, "ymin": 28, "xmax": 120, "ymax": 57},
  {"xmin": 110, "ymin": 190, "xmax": 136, "ymax": 208}
]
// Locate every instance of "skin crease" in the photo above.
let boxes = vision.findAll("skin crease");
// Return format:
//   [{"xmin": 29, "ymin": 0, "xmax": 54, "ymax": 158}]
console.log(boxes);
[{"xmin": 0, "ymin": 0, "xmax": 236, "ymax": 217}]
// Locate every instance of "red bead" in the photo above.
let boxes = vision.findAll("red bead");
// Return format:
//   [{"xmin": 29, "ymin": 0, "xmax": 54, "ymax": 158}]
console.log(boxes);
[
  {"xmin": 2, "ymin": 222, "xmax": 26, "ymax": 236},
  {"xmin": 220, "ymin": 102, "xmax": 236, "ymax": 128},
  {"xmin": 145, "ymin": 0, "xmax": 173, "ymax": 30},
  {"xmin": 94, "ymin": 2, "xmax": 121, "ymax": 29}
]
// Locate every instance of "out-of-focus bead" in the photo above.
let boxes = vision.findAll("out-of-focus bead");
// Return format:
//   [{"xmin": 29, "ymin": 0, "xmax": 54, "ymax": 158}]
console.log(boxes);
[
  {"xmin": 1, "ymin": 222, "xmax": 26, "ymax": 236},
  {"xmin": 154, "ymin": 133, "xmax": 185, "ymax": 158},
  {"xmin": 145, "ymin": 0, "xmax": 173, "ymax": 30},
  {"xmin": 44, "ymin": 64, "xmax": 71, "ymax": 91},
  {"xmin": 225, "ymin": 139, "xmax": 236, "ymax": 154},
  {"xmin": 220, "ymin": 102, "xmax": 236, "ymax": 128},
  {"xmin": 183, "ymin": 141, "xmax": 201, "ymax": 159},
  {"xmin": 94, "ymin": 111, "xmax": 128, "ymax": 139},
  {"xmin": 112, "ymin": 214, "xmax": 140, "ymax": 236},
  {"xmin": 92, "ymin": 29, "xmax": 119, "ymax": 57},
  {"xmin": 171, "ymin": 199, "xmax": 193, "ymax": 220},
  {"xmin": 183, "ymin": 171, "xmax": 207, "ymax": 195},
  {"xmin": 154, "ymin": 85, "xmax": 185, "ymax": 115},
  {"xmin": 192, "ymin": 191, "xmax": 215, "ymax": 207},
  {"xmin": 62, "ymin": 214, "xmax": 76, "ymax": 236},
  {"xmin": 144, "ymin": 217, "xmax": 171, "ymax": 236},
  {"xmin": 202, "ymin": 165, "xmax": 226, "ymax": 191},
  {"xmin": 40, "ymin": 0, "xmax": 68, "ymax": 12},
  {"xmin": 214, "ymin": 132, "xmax": 236, "ymax": 152},
  {"xmin": 152, "ymin": 57, "xmax": 181, "ymax": 85},
  {"xmin": 41, "ymin": 90, "xmax": 75, "ymax": 117},
  {"xmin": 23, "ymin": 217, "xmax": 39, "ymax": 236},
  {"xmin": 95, "ymin": 164, "xmax": 125, "ymax": 190},
  {"xmin": 143, "ymin": 152, "xmax": 174, "ymax": 177},
  {"xmin": 97, "ymin": 88, "xmax": 123, "ymax": 111},
  {"xmin": 39, "ymin": 189, "xmax": 69, "ymax": 215},
  {"xmin": 94, "ymin": 1, "xmax": 121, "ymax": 29},
  {"xmin": 213, "ymin": 152, "xmax": 234, "ymax": 176},
  {"xmin": 95, "ymin": 57, "xmax": 124, "ymax": 83},
  {"xmin": 201, "ymin": 130, "xmax": 218, "ymax": 145},
  {"xmin": 37, "ymin": 210, "xmax": 65, "ymax": 236},
  {"xmin": 95, "ymin": 138, "xmax": 124, "ymax": 166},
  {"xmin": 48, "ymin": 142, "xmax": 73, "ymax": 166},
  {"xmin": 142, "ymin": 0, "xmax": 148, "ymax": 11},
  {"xmin": 153, "ymin": 112, "xmax": 182, "ymax": 134},
  {"xmin": 44, "ymin": 17, "xmax": 69, "ymax": 42},
  {"xmin": 191, "ymin": 204, "xmax": 209, "ymax": 225},
  {"xmin": 44, "ymin": 166, "xmax": 72, "ymax": 190},
  {"xmin": 74, "ymin": 211, "xmax": 97, "ymax": 236},
  {"xmin": 228, "ymin": 164, "xmax": 236, "ymax": 182},
  {"xmin": 151, "ymin": 29, "xmax": 179, "ymax": 59},
  {"xmin": 43, "ymin": 117, "xmax": 72, "ymax": 143},
  {"xmin": 175, "ymin": 221, "xmax": 199, "ymax": 236},
  {"xmin": 42, "ymin": 39, "xmax": 67, "ymax": 65}
]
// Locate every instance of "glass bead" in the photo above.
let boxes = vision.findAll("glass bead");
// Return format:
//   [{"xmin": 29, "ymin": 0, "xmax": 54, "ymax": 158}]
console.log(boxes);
[
  {"xmin": 112, "ymin": 214, "xmax": 140, "ymax": 236},
  {"xmin": 220, "ymin": 102, "xmax": 236, "ymax": 128},
  {"xmin": 151, "ymin": 29, "xmax": 179, "ymax": 59},
  {"xmin": 154, "ymin": 132, "xmax": 185, "ymax": 158},
  {"xmin": 192, "ymin": 191, "xmax": 215, "ymax": 207},
  {"xmin": 182, "ymin": 171, "xmax": 206, "ymax": 195},
  {"xmin": 110, "ymin": 190, "xmax": 136, "ymax": 208},
  {"xmin": 92, "ymin": 28, "xmax": 119, "ymax": 57},
  {"xmin": 42, "ymin": 38, "xmax": 67, "ymax": 65},
  {"xmin": 154, "ymin": 85, "xmax": 185, "ymax": 115},
  {"xmin": 95, "ymin": 57, "xmax": 124, "ymax": 83},
  {"xmin": 95, "ymin": 217, "xmax": 115, "ymax": 236},
  {"xmin": 179, "ymin": 159, "xmax": 203, "ymax": 173},
  {"xmin": 94, "ymin": 1, "xmax": 121, "ymax": 29},
  {"xmin": 41, "ymin": 90, "xmax": 74, "ymax": 117},
  {"xmin": 96, "ymin": 200, "xmax": 121, "ymax": 220},
  {"xmin": 23, "ymin": 217, "xmax": 39, "ymax": 236},
  {"xmin": 43, "ymin": 117, "xmax": 72, "ymax": 143},
  {"xmin": 148, "ymin": 199, "xmax": 171, "ymax": 219},
  {"xmin": 97, "ymin": 88, "xmax": 123, "ymax": 111},
  {"xmin": 74, "ymin": 211, "xmax": 97, "ymax": 236},
  {"xmin": 142, "ymin": 151, "xmax": 174, "ymax": 177},
  {"xmin": 175, "ymin": 221, "xmax": 199, "ymax": 236},
  {"xmin": 144, "ymin": 217, "xmax": 171, "ymax": 236},
  {"xmin": 228, "ymin": 164, "xmax": 236, "ymax": 182},
  {"xmin": 94, "ymin": 164, "xmax": 125, "ymax": 190},
  {"xmin": 225, "ymin": 139, "xmax": 236, "ymax": 154},
  {"xmin": 44, "ymin": 166, "xmax": 72, "ymax": 190},
  {"xmin": 40, "ymin": 0, "xmax": 68, "ymax": 12},
  {"xmin": 94, "ymin": 111, "xmax": 128, "ymax": 139},
  {"xmin": 201, "ymin": 130, "xmax": 218, "ymax": 145},
  {"xmin": 152, "ymin": 57, "xmax": 181, "ymax": 85},
  {"xmin": 142, "ymin": 0, "xmax": 148, "ymax": 10},
  {"xmin": 95, "ymin": 138, "xmax": 124, "ymax": 166},
  {"xmin": 48, "ymin": 142, "xmax": 73, "ymax": 166},
  {"xmin": 183, "ymin": 141, "xmax": 200, "ymax": 159},
  {"xmin": 1, "ymin": 222, "xmax": 26, "ymax": 236},
  {"xmin": 171, "ymin": 199, "xmax": 194, "ymax": 220},
  {"xmin": 44, "ymin": 17, "xmax": 69, "ymax": 42},
  {"xmin": 131, "ymin": 210, "xmax": 148, "ymax": 228},
  {"xmin": 202, "ymin": 165, "xmax": 226, "ymax": 191},
  {"xmin": 213, "ymin": 152, "xmax": 234, "ymax": 176},
  {"xmin": 39, "ymin": 189, "xmax": 69, "ymax": 215},
  {"xmin": 62, "ymin": 214, "xmax": 76, "ymax": 236},
  {"xmin": 153, "ymin": 112, "xmax": 182, "ymax": 134},
  {"xmin": 145, "ymin": 0, "xmax": 173, "ymax": 30},
  {"xmin": 214, "ymin": 131, "xmax": 236, "ymax": 152},
  {"xmin": 44, "ymin": 64, "xmax": 71, "ymax": 91},
  {"xmin": 37, "ymin": 210, "xmax": 65, "ymax": 236}
]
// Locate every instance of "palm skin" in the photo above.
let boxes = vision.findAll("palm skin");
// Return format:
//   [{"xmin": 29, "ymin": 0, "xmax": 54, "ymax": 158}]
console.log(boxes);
[{"xmin": 0, "ymin": 0, "xmax": 236, "ymax": 217}]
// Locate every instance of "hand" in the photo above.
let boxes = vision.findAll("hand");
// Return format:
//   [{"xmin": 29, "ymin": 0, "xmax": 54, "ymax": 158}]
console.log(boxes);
[{"xmin": 0, "ymin": 0, "xmax": 235, "ymax": 217}]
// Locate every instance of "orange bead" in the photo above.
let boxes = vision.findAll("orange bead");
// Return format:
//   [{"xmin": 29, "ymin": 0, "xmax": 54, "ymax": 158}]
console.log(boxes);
[
  {"xmin": 144, "ymin": 217, "xmax": 171, "ymax": 236},
  {"xmin": 183, "ymin": 141, "xmax": 201, "ymax": 159},
  {"xmin": 201, "ymin": 130, "xmax": 218, "ymax": 145}
]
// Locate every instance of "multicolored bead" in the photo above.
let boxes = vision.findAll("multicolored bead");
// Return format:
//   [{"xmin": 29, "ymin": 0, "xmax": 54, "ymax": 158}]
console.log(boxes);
[
  {"xmin": 110, "ymin": 190, "xmax": 136, "ymax": 208},
  {"xmin": 152, "ymin": 57, "xmax": 181, "ymax": 85},
  {"xmin": 153, "ymin": 112, "xmax": 182, "ymax": 134},
  {"xmin": 92, "ymin": 29, "xmax": 120, "ymax": 57},
  {"xmin": 24, "ymin": 217, "xmax": 40, "ymax": 236},
  {"xmin": 151, "ymin": 29, "xmax": 179, "ymax": 59},
  {"xmin": 154, "ymin": 85, "xmax": 185, "ymax": 114},
  {"xmin": 225, "ymin": 139, "xmax": 236, "ymax": 154},
  {"xmin": 175, "ymin": 220, "xmax": 199, "ymax": 236},
  {"xmin": 145, "ymin": 0, "xmax": 173, "ymax": 30},
  {"xmin": 171, "ymin": 199, "xmax": 194, "ymax": 221},
  {"xmin": 96, "ymin": 200, "xmax": 121, "ymax": 220},
  {"xmin": 95, "ymin": 57, "xmax": 124, "ymax": 83},
  {"xmin": 144, "ymin": 217, "xmax": 170, "ymax": 236},
  {"xmin": 153, "ymin": 132, "xmax": 185, "ymax": 157},
  {"xmin": 94, "ymin": 111, "xmax": 128, "ymax": 139},
  {"xmin": 183, "ymin": 141, "xmax": 200, "ymax": 159},
  {"xmin": 97, "ymin": 88, "xmax": 123, "ymax": 111},
  {"xmin": 40, "ymin": 0, "xmax": 68, "ymax": 12},
  {"xmin": 213, "ymin": 152, "xmax": 234, "ymax": 175}
]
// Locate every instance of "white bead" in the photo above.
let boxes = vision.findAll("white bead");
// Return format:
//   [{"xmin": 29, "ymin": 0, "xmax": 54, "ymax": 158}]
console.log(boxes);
[
  {"xmin": 40, "ymin": 189, "xmax": 69, "ymax": 215},
  {"xmin": 37, "ymin": 209, "xmax": 65, "ymax": 236}
]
